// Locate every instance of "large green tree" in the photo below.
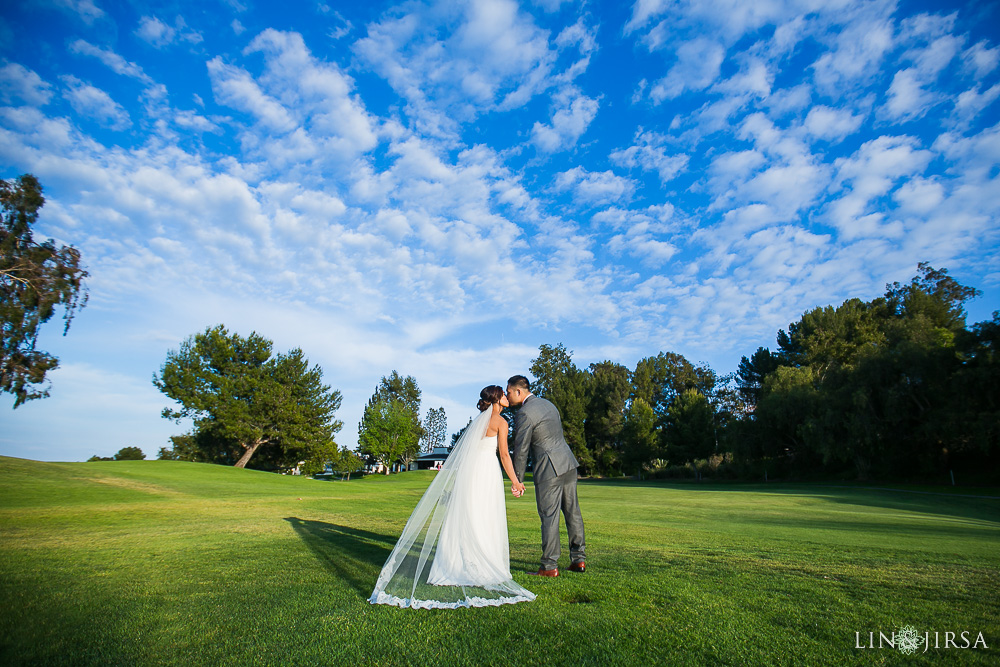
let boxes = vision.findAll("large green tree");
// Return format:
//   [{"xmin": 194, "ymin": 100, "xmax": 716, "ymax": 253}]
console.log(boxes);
[
  {"xmin": 153, "ymin": 325, "xmax": 343, "ymax": 469},
  {"xmin": 1, "ymin": 174, "xmax": 88, "ymax": 407},
  {"xmin": 358, "ymin": 371, "xmax": 423, "ymax": 472},
  {"xmin": 529, "ymin": 343, "xmax": 575, "ymax": 398},
  {"xmin": 359, "ymin": 397, "xmax": 421, "ymax": 473},
  {"xmin": 631, "ymin": 351, "xmax": 706, "ymax": 421}
]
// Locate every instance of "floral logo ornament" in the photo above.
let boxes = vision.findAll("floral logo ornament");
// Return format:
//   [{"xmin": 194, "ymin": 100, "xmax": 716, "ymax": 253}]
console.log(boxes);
[{"xmin": 897, "ymin": 625, "xmax": 922, "ymax": 655}]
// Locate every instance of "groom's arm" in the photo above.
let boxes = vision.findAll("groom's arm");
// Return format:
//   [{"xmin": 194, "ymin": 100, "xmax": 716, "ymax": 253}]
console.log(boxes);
[{"xmin": 512, "ymin": 409, "xmax": 532, "ymax": 483}]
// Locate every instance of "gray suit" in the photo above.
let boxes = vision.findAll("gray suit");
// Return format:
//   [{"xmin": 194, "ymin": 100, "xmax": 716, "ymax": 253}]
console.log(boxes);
[{"xmin": 512, "ymin": 394, "xmax": 586, "ymax": 570}]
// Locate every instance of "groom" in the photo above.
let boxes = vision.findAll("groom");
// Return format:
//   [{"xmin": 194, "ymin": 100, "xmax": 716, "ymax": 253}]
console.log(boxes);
[{"xmin": 507, "ymin": 375, "xmax": 586, "ymax": 577}]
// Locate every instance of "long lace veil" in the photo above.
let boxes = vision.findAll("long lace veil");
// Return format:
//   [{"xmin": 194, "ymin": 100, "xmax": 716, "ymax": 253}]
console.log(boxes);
[{"xmin": 368, "ymin": 408, "xmax": 534, "ymax": 609}]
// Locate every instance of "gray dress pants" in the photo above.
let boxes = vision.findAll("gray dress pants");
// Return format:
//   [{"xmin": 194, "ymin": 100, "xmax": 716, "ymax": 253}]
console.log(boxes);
[{"xmin": 536, "ymin": 467, "xmax": 586, "ymax": 569}]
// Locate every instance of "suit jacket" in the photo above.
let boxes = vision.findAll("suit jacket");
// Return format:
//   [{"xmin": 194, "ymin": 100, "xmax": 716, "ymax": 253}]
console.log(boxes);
[{"xmin": 512, "ymin": 394, "xmax": 579, "ymax": 485}]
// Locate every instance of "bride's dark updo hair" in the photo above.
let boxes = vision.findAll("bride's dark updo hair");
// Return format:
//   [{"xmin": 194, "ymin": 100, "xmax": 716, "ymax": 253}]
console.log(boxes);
[{"xmin": 477, "ymin": 385, "xmax": 504, "ymax": 412}]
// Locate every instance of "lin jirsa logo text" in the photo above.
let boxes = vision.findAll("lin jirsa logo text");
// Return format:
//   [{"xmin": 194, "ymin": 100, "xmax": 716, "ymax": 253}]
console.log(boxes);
[{"xmin": 856, "ymin": 626, "xmax": 989, "ymax": 655}]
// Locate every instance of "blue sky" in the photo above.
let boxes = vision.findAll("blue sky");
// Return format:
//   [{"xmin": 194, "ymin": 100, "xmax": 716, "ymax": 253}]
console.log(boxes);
[{"xmin": 2, "ymin": 0, "xmax": 998, "ymax": 462}]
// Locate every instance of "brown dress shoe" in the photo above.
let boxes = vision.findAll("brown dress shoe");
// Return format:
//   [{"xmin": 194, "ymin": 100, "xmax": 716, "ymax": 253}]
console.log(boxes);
[
  {"xmin": 527, "ymin": 567, "xmax": 559, "ymax": 577},
  {"xmin": 568, "ymin": 562, "xmax": 586, "ymax": 573}
]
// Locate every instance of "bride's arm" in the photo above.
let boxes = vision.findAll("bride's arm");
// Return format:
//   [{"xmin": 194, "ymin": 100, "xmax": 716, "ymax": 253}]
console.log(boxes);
[{"xmin": 495, "ymin": 417, "xmax": 525, "ymax": 496}]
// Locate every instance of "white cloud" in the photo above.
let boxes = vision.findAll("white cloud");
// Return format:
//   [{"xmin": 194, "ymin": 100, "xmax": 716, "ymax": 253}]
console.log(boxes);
[
  {"xmin": 953, "ymin": 83, "xmax": 1000, "ymax": 128},
  {"xmin": 0, "ymin": 63, "xmax": 52, "ymax": 106},
  {"xmin": 810, "ymin": 7, "xmax": 895, "ymax": 95},
  {"xmin": 135, "ymin": 15, "xmax": 203, "ymax": 49},
  {"xmin": 533, "ymin": 0, "xmax": 574, "ymax": 12},
  {"xmin": 707, "ymin": 149, "xmax": 766, "ymax": 196},
  {"xmin": 554, "ymin": 167, "xmax": 634, "ymax": 205},
  {"xmin": 712, "ymin": 57, "xmax": 772, "ymax": 98},
  {"xmin": 909, "ymin": 33, "xmax": 962, "ymax": 76},
  {"xmin": 555, "ymin": 16, "xmax": 597, "ymax": 56},
  {"xmin": 963, "ymin": 40, "xmax": 1000, "ymax": 79},
  {"xmin": 743, "ymin": 225, "xmax": 831, "ymax": 280},
  {"xmin": 244, "ymin": 29, "xmax": 378, "ymax": 157},
  {"xmin": 706, "ymin": 113, "xmax": 830, "ymax": 220},
  {"xmin": 208, "ymin": 57, "xmax": 296, "ymax": 132},
  {"xmin": 803, "ymin": 104, "xmax": 864, "ymax": 141},
  {"xmin": 828, "ymin": 135, "xmax": 933, "ymax": 239},
  {"xmin": 606, "ymin": 211, "xmax": 679, "ymax": 267},
  {"xmin": 592, "ymin": 203, "xmax": 677, "ymax": 230},
  {"xmin": 626, "ymin": 0, "xmax": 815, "ymax": 48},
  {"xmin": 172, "ymin": 109, "xmax": 221, "ymax": 134},
  {"xmin": 882, "ymin": 68, "xmax": 932, "ymax": 121},
  {"xmin": 879, "ymin": 24, "xmax": 964, "ymax": 123},
  {"xmin": 892, "ymin": 176, "xmax": 944, "ymax": 215},
  {"xmin": 52, "ymin": 0, "xmax": 104, "ymax": 24},
  {"xmin": 206, "ymin": 28, "xmax": 380, "ymax": 174},
  {"xmin": 610, "ymin": 129, "xmax": 689, "ymax": 183},
  {"xmin": 69, "ymin": 40, "xmax": 153, "ymax": 84},
  {"xmin": 531, "ymin": 91, "xmax": 598, "ymax": 152},
  {"xmin": 60, "ymin": 75, "xmax": 131, "ymax": 130},
  {"xmin": 353, "ymin": 0, "xmax": 590, "ymax": 138},
  {"xmin": 650, "ymin": 38, "xmax": 725, "ymax": 102},
  {"xmin": 624, "ymin": 0, "xmax": 669, "ymax": 35},
  {"xmin": 136, "ymin": 16, "xmax": 176, "ymax": 48}
]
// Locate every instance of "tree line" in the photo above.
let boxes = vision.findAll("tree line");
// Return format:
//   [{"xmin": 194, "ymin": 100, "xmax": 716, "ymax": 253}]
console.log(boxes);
[
  {"xmin": 533, "ymin": 264, "xmax": 998, "ymax": 483},
  {"xmin": 151, "ymin": 326, "xmax": 453, "ymax": 475}
]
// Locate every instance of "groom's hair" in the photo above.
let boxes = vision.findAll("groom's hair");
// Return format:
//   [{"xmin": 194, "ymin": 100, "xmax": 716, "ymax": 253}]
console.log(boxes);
[{"xmin": 507, "ymin": 375, "xmax": 531, "ymax": 392}]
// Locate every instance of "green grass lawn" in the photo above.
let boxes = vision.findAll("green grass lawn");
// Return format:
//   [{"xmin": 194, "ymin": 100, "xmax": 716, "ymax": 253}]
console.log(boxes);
[{"xmin": 1, "ymin": 455, "xmax": 997, "ymax": 666}]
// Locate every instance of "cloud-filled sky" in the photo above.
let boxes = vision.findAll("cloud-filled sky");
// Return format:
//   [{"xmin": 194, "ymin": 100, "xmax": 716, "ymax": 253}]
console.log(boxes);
[{"xmin": 2, "ymin": 0, "xmax": 998, "ymax": 462}]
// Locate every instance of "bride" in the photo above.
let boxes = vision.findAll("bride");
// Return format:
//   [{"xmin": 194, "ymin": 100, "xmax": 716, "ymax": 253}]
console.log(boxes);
[{"xmin": 369, "ymin": 385, "xmax": 535, "ymax": 609}]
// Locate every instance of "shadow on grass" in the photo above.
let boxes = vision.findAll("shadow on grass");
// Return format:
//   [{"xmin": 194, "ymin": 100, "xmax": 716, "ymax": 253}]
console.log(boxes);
[
  {"xmin": 285, "ymin": 518, "xmax": 395, "ymax": 599},
  {"xmin": 287, "ymin": 517, "xmax": 546, "ymax": 594}
]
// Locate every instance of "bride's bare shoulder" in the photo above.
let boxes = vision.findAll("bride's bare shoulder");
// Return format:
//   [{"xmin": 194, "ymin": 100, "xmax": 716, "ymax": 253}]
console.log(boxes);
[{"xmin": 486, "ymin": 412, "xmax": 505, "ymax": 435}]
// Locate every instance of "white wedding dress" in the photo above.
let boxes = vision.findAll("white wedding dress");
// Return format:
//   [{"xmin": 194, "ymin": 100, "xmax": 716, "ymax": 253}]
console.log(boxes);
[{"xmin": 369, "ymin": 410, "xmax": 535, "ymax": 609}]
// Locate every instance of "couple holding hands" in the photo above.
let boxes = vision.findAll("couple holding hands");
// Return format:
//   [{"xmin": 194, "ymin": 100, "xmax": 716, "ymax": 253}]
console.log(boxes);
[{"xmin": 370, "ymin": 375, "xmax": 586, "ymax": 609}]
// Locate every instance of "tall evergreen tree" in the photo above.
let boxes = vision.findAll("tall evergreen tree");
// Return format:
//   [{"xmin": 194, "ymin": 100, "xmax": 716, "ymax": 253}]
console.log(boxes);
[
  {"xmin": 736, "ymin": 347, "xmax": 779, "ymax": 407},
  {"xmin": 420, "ymin": 406, "xmax": 448, "ymax": 452},
  {"xmin": 550, "ymin": 365, "xmax": 595, "ymax": 474},
  {"xmin": 585, "ymin": 360, "xmax": 631, "ymax": 474}
]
